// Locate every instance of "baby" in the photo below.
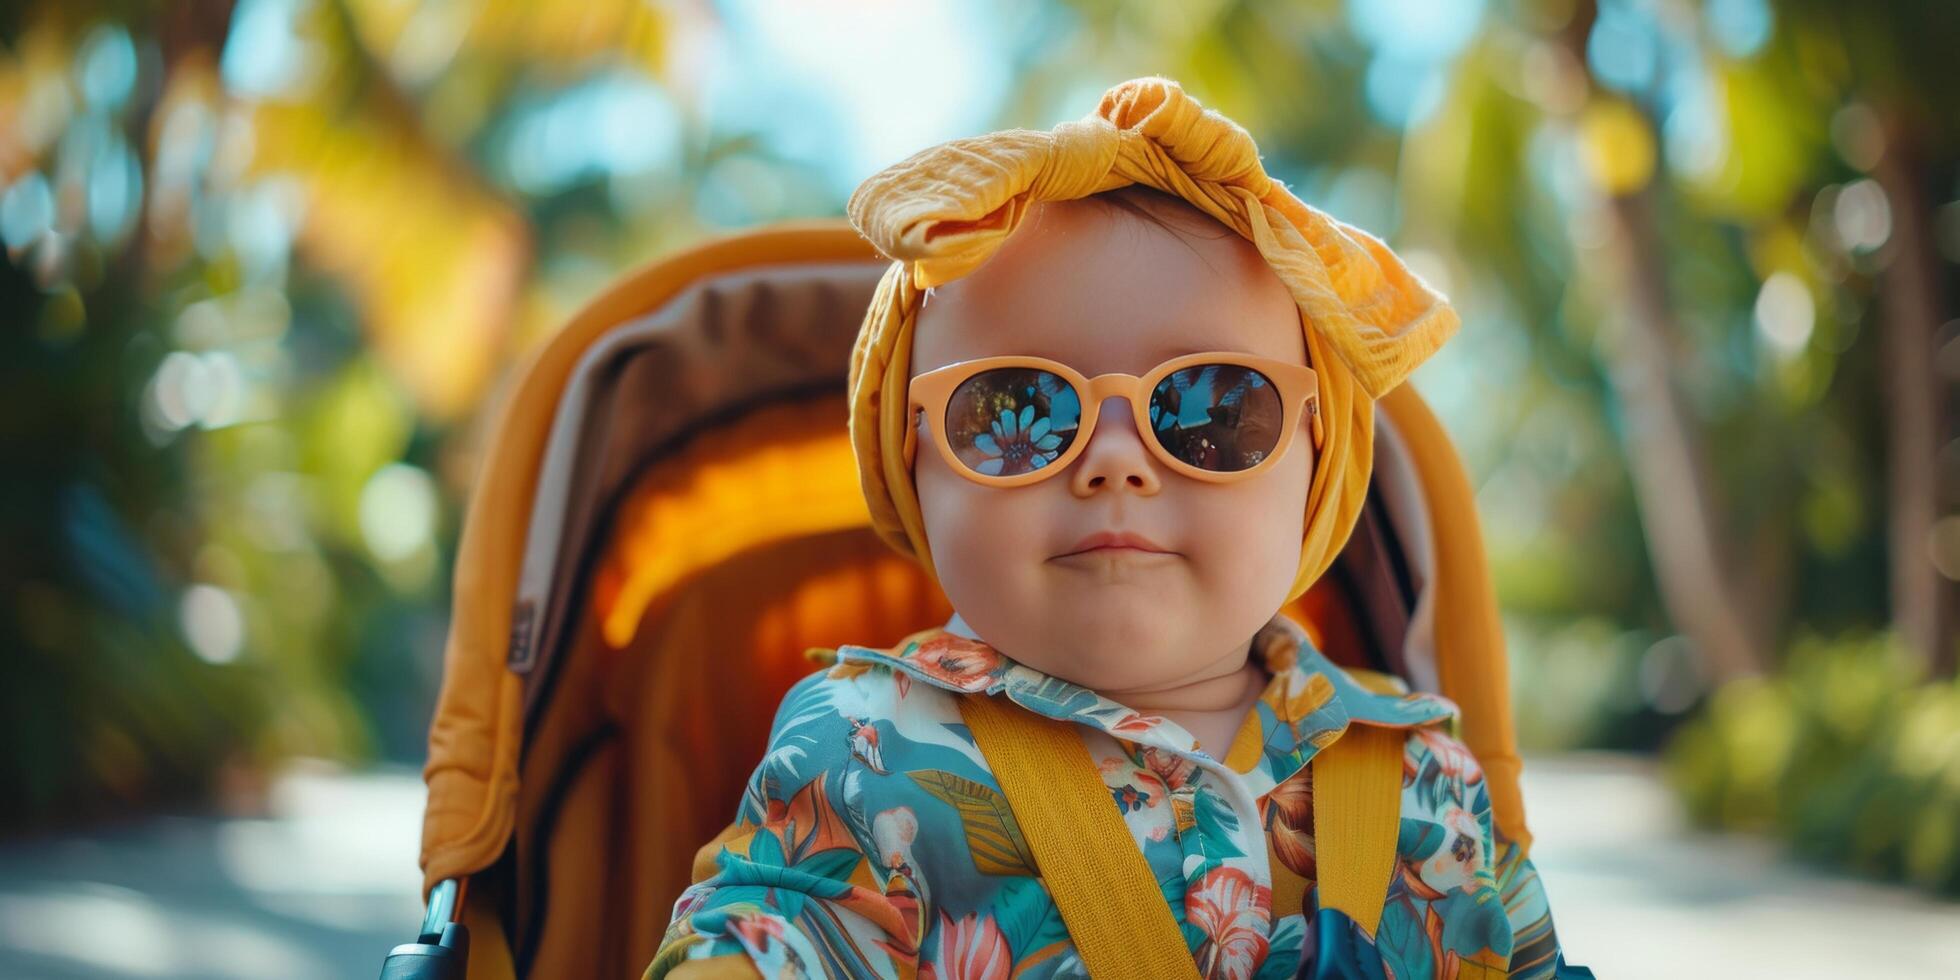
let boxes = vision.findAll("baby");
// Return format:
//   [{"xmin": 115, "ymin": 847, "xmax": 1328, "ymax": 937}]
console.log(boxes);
[{"xmin": 648, "ymin": 78, "xmax": 1583, "ymax": 980}]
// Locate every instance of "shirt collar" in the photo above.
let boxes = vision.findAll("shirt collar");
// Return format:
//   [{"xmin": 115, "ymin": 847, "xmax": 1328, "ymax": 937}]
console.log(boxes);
[{"xmin": 834, "ymin": 612, "xmax": 1458, "ymax": 787}]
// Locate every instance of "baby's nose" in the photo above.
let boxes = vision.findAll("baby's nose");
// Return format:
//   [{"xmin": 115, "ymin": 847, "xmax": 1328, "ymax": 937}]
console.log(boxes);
[{"xmin": 1068, "ymin": 395, "xmax": 1163, "ymax": 496}]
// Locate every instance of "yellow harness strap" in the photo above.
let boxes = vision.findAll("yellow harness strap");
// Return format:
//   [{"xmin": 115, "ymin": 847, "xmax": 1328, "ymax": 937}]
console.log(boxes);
[
  {"xmin": 961, "ymin": 693, "xmax": 1201, "ymax": 980},
  {"xmin": 1308, "ymin": 722, "xmax": 1405, "ymax": 938},
  {"xmin": 962, "ymin": 684, "xmax": 1406, "ymax": 975}
]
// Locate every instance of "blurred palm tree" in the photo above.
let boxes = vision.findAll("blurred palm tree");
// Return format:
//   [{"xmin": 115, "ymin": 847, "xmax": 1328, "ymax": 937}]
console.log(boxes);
[{"xmin": 0, "ymin": 0, "xmax": 857, "ymax": 826}]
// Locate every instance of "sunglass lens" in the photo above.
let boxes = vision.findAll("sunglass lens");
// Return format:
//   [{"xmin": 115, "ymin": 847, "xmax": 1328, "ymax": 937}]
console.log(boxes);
[
  {"xmin": 1147, "ymin": 364, "xmax": 1285, "ymax": 472},
  {"xmin": 946, "ymin": 368, "xmax": 1082, "ymax": 477}
]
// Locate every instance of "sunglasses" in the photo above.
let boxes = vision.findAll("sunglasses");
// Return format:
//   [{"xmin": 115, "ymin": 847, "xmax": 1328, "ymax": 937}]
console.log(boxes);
[{"xmin": 904, "ymin": 351, "xmax": 1321, "ymax": 486}]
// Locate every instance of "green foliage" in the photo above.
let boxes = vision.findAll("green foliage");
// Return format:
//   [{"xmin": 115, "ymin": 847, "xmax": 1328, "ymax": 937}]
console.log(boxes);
[
  {"xmin": 1505, "ymin": 616, "xmax": 1693, "ymax": 754},
  {"xmin": 1665, "ymin": 632, "xmax": 1960, "ymax": 896}
]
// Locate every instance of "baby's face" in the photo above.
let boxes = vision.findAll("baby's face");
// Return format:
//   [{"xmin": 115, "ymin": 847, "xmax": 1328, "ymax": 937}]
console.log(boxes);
[{"xmin": 908, "ymin": 193, "xmax": 1313, "ymax": 695}]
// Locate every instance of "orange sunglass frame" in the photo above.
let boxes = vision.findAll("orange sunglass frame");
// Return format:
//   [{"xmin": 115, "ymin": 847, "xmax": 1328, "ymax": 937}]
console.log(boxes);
[{"xmin": 904, "ymin": 351, "xmax": 1322, "ymax": 487}]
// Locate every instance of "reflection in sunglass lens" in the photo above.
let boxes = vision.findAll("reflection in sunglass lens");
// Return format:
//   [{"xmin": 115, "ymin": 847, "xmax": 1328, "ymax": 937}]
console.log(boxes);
[
  {"xmin": 945, "ymin": 368, "xmax": 1082, "ymax": 476},
  {"xmin": 1147, "ymin": 364, "xmax": 1284, "ymax": 472}
]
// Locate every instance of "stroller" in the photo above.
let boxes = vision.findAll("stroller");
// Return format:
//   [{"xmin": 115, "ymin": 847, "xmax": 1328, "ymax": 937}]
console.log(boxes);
[{"xmin": 377, "ymin": 220, "xmax": 1535, "ymax": 979}]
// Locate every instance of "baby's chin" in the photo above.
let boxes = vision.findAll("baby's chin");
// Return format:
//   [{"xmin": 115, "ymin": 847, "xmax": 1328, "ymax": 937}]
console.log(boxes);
[{"xmin": 1036, "ymin": 591, "xmax": 1193, "ymax": 637}]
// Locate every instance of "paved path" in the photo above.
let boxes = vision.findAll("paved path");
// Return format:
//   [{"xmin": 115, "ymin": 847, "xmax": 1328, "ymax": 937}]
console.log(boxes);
[
  {"xmin": 0, "ymin": 762, "xmax": 423, "ymax": 979},
  {"xmin": 0, "ymin": 753, "xmax": 1954, "ymax": 978},
  {"xmin": 1521, "ymin": 752, "xmax": 1960, "ymax": 978}
]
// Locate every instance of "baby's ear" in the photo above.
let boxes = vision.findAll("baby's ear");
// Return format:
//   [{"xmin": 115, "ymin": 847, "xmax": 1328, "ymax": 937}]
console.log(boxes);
[{"xmin": 903, "ymin": 406, "xmax": 924, "ymax": 468}]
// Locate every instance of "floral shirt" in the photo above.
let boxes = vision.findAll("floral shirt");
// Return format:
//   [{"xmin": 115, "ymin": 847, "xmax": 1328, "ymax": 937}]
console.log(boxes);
[{"xmin": 647, "ymin": 613, "xmax": 1581, "ymax": 979}]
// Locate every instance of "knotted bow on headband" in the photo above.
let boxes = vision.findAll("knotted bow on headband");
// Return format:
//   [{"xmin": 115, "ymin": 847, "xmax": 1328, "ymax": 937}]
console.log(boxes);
[{"xmin": 846, "ymin": 76, "xmax": 1459, "ymax": 603}]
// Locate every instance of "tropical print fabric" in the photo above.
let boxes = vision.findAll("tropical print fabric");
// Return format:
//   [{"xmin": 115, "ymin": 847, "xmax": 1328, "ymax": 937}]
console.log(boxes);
[{"xmin": 646, "ymin": 613, "xmax": 1579, "ymax": 979}]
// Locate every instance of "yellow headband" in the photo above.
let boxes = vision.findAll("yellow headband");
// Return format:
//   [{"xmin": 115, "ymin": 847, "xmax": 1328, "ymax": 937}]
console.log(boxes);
[{"xmin": 846, "ymin": 76, "xmax": 1458, "ymax": 604}]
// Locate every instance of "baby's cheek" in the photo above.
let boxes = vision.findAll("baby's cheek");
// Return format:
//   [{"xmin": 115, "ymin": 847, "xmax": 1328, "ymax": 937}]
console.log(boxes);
[
  {"xmin": 915, "ymin": 473, "xmax": 1051, "ymax": 606},
  {"xmin": 1190, "ymin": 481, "xmax": 1306, "ymax": 584},
  {"xmin": 924, "ymin": 481, "xmax": 1040, "ymax": 561}
]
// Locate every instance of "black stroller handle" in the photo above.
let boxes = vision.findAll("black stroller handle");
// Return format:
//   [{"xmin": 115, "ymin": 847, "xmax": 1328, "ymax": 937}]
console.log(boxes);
[{"xmin": 379, "ymin": 878, "xmax": 470, "ymax": 979}]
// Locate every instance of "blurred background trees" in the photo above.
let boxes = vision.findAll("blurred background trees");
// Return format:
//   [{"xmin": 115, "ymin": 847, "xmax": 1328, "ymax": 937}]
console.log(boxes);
[{"xmin": 2, "ymin": 0, "xmax": 1955, "ymax": 889}]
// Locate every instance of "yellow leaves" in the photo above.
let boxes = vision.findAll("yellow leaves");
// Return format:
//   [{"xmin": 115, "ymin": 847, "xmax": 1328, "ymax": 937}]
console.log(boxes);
[
  {"xmin": 1745, "ymin": 223, "xmax": 1810, "ymax": 293},
  {"xmin": 229, "ymin": 0, "xmax": 718, "ymax": 422},
  {"xmin": 343, "ymin": 0, "xmax": 673, "ymax": 82},
  {"xmin": 907, "ymin": 768, "xmax": 1038, "ymax": 877},
  {"xmin": 1455, "ymin": 949, "xmax": 1509, "ymax": 976},
  {"xmin": 1719, "ymin": 678, "xmax": 1797, "ymax": 776},
  {"xmin": 1171, "ymin": 789, "xmax": 1197, "ymax": 835},
  {"xmin": 1577, "ymin": 98, "xmax": 1655, "ymax": 196},
  {"xmin": 826, "ymin": 662, "xmax": 876, "ymax": 683},
  {"xmin": 0, "ymin": 13, "xmax": 83, "ymax": 182},
  {"xmin": 1220, "ymin": 708, "xmax": 1268, "ymax": 773},
  {"xmin": 246, "ymin": 95, "xmax": 528, "ymax": 419},
  {"xmin": 1280, "ymin": 670, "xmax": 1336, "ymax": 726},
  {"xmin": 1679, "ymin": 61, "xmax": 1825, "ymax": 220},
  {"xmin": 476, "ymin": 0, "xmax": 670, "ymax": 79},
  {"xmin": 301, "ymin": 357, "xmax": 414, "ymax": 541}
]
